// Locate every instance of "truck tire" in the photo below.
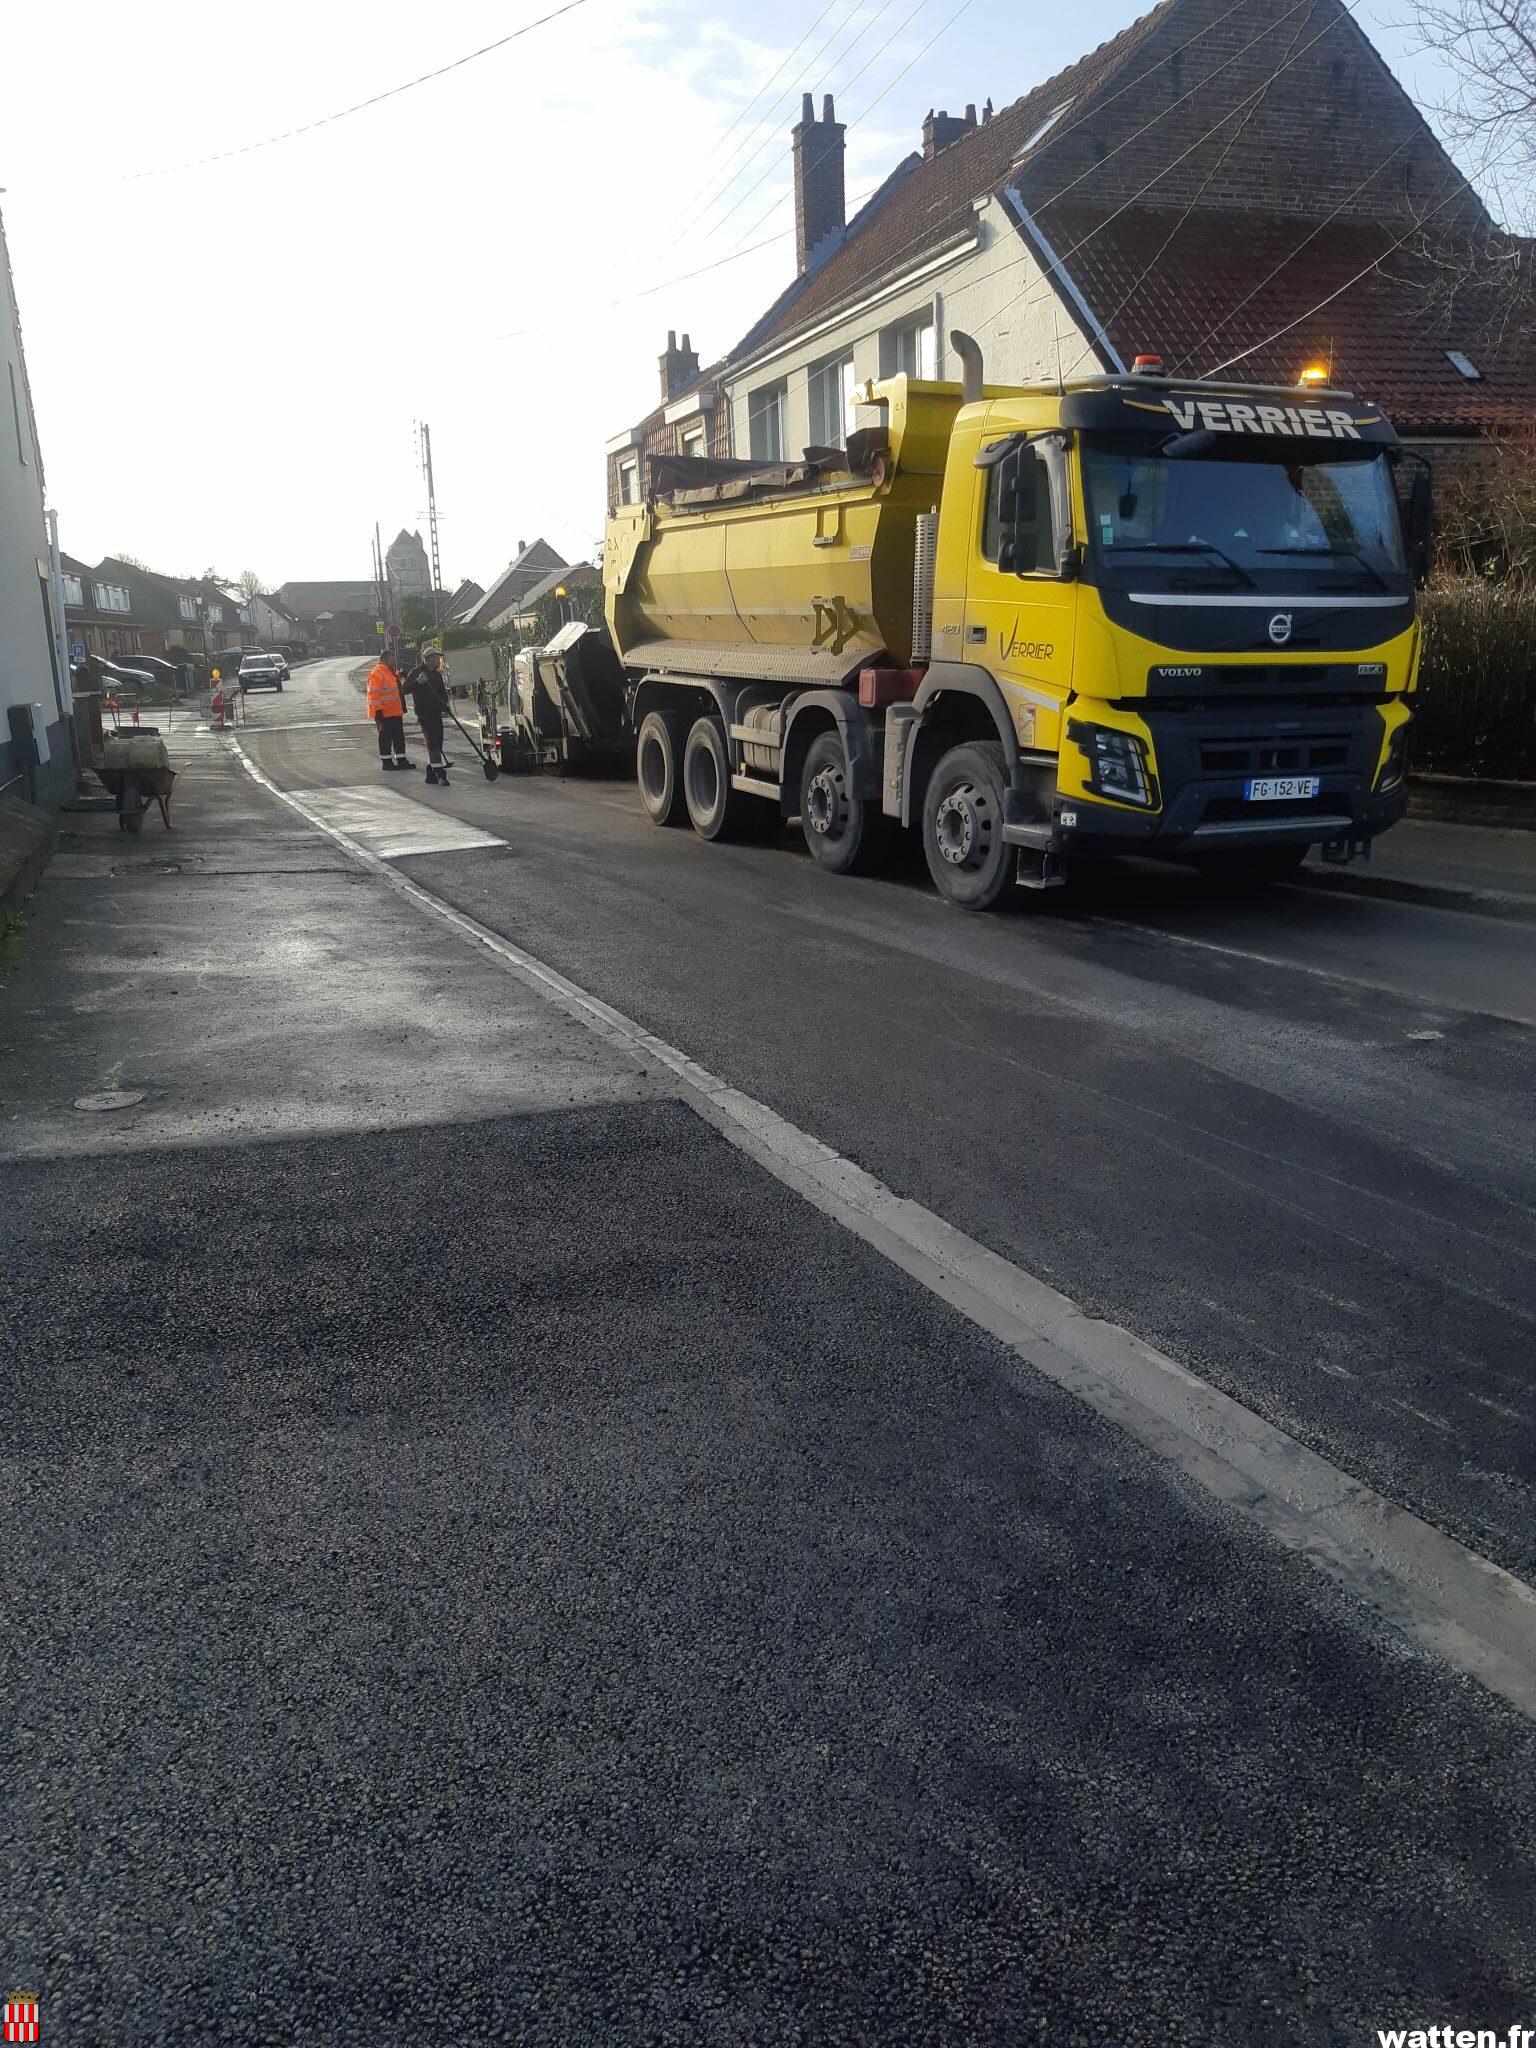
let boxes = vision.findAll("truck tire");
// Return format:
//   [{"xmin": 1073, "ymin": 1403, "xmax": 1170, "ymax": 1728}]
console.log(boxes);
[
  {"xmin": 683, "ymin": 715, "xmax": 741, "ymax": 841},
  {"xmin": 637, "ymin": 709, "xmax": 688, "ymax": 826},
  {"xmin": 799, "ymin": 729, "xmax": 876, "ymax": 874},
  {"xmin": 922, "ymin": 741, "xmax": 1011, "ymax": 911}
]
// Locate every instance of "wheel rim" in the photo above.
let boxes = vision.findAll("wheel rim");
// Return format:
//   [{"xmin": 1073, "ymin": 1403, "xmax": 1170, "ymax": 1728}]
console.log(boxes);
[
  {"xmin": 805, "ymin": 763, "xmax": 848, "ymax": 840},
  {"xmin": 688, "ymin": 743, "xmax": 719, "ymax": 816},
  {"xmin": 934, "ymin": 781, "xmax": 995, "ymax": 870},
  {"xmin": 639, "ymin": 732, "xmax": 667, "ymax": 804}
]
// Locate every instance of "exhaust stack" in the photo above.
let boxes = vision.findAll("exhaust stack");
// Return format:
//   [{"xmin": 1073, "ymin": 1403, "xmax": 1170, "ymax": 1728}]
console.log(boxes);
[{"xmin": 951, "ymin": 330, "xmax": 983, "ymax": 403}]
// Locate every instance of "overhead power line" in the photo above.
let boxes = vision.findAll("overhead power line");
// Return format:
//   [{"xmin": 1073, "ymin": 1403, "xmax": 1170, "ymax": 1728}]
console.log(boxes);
[{"xmin": 123, "ymin": 0, "xmax": 594, "ymax": 181}]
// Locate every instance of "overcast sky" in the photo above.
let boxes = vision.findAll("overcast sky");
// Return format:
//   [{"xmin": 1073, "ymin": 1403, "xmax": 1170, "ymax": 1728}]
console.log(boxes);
[{"xmin": 3, "ymin": 0, "xmax": 1473, "ymax": 593}]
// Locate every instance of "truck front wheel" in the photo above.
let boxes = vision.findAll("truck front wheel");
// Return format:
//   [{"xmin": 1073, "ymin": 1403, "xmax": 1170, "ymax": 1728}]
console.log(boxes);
[
  {"xmin": 799, "ymin": 730, "xmax": 875, "ymax": 874},
  {"xmin": 637, "ymin": 709, "xmax": 688, "ymax": 826},
  {"xmin": 922, "ymin": 742, "xmax": 1011, "ymax": 911}
]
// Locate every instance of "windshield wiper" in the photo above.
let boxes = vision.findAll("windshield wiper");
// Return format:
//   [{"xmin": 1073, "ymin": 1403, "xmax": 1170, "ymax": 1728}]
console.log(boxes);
[
  {"xmin": 1258, "ymin": 545, "xmax": 1392, "ymax": 592},
  {"xmin": 1107, "ymin": 541, "xmax": 1257, "ymax": 588}
]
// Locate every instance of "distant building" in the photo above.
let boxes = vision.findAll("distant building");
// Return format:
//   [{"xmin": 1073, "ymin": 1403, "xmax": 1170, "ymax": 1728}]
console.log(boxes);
[
  {"xmin": 385, "ymin": 528, "xmax": 431, "ymax": 600},
  {"xmin": 507, "ymin": 560, "xmax": 602, "ymax": 634},
  {"xmin": 246, "ymin": 593, "xmax": 298, "ymax": 647},
  {"xmin": 457, "ymin": 540, "xmax": 567, "ymax": 633},
  {"xmin": 1, "ymin": 202, "xmax": 72, "ymax": 798}
]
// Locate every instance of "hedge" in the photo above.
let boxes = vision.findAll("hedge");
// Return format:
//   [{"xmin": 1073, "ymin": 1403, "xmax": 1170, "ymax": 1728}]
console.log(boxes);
[{"xmin": 1413, "ymin": 578, "xmax": 1536, "ymax": 781}]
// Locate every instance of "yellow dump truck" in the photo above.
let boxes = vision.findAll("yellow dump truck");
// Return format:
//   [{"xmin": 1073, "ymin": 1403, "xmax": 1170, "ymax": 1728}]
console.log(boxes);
[{"xmin": 603, "ymin": 333, "xmax": 1429, "ymax": 909}]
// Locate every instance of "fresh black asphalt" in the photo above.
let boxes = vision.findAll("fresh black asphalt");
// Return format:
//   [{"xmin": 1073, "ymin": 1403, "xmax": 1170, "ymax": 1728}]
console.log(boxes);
[
  {"xmin": 371, "ymin": 793, "xmax": 1536, "ymax": 1582},
  {"xmin": 242, "ymin": 662, "xmax": 1536, "ymax": 1582},
  {"xmin": 6, "ymin": 1103, "xmax": 1535, "ymax": 2046}
]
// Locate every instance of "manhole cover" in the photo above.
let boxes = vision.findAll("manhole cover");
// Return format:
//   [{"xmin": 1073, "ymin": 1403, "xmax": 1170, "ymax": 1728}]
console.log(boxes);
[{"xmin": 74, "ymin": 1091, "xmax": 146, "ymax": 1113}]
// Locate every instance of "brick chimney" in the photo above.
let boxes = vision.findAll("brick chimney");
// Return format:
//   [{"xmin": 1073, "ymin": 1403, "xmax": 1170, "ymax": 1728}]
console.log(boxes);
[
  {"xmin": 659, "ymin": 329, "xmax": 700, "ymax": 403},
  {"xmin": 792, "ymin": 92, "xmax": 846, "ymax": 275},
  {"xmin": 922, "ymin": 104, "xmax": 978, "ymax": 158}
]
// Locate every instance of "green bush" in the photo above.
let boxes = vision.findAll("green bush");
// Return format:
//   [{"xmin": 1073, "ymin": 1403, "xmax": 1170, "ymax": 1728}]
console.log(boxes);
[{"xmin": 1414, "ymin": 577, "xmax": 1536, "ymax": 779}]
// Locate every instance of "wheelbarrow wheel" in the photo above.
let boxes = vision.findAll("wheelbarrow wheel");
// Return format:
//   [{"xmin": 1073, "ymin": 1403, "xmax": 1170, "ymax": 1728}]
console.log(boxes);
[
  {"xmin": 482, "ymin": 753, "xmax": 500, "ymax": 781},
  {"xmin": 118, "ymin": 782, "xmax": 147, "ymax": 834}
]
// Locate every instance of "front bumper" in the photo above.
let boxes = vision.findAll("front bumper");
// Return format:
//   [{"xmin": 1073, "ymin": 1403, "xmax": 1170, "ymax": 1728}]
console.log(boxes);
[{"xmin": 1012, "ymin": 699, "xmax": 1408, "ymax": 859}]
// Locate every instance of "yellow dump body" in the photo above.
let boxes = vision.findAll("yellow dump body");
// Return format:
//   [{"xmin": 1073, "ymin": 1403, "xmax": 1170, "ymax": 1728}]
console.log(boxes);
[{"xmin": 605, "ymin": 378, "xmax": 962, "ymax": 685}]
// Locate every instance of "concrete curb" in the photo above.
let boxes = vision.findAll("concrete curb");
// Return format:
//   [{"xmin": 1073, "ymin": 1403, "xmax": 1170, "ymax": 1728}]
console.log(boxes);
[
  {"xmin": 1293, "ymin": 865, "xmax": 1536, "ymax": 924},
  {"xmin": 0, "ymin": 795, "xmax": 59, "ymax": 923},
  {"xmin": 1408, "ymin": 775, "xmax": 1536, "ymax": 832}
]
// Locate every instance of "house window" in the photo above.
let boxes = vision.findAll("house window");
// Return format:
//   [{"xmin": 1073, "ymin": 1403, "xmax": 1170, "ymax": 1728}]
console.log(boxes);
[
  {"xmin": 879, "ymin": 312, "xmax": 936, "ymax": 380},
  {"xmin": 1016, "ymin": 99, "xmax": 1074, "ymax": 157},
  {"xmin": 208, "ymin": 604, "xmax": 223, "ymax": 625},
  {"xmin": 619, "ymin": 457, "xmax": 640, "ymax": 504},
  {"xmin": 93, "ymin": 581, "xmax": 131, "ymax": 613},
  {"xmin": 748, "ymin": 380, "xmax": 787, "ymax": 461},
  {"xmin": 179, "ymin": 595, "xmax": 198, "ymax": 620},
  {"xmin": 681, "ymin": 422, "xmax": 708, "ymax": 459},
  {"xmin": 63, "ymin": 574, "xmax": 84, "ymax": 607},
  {"xmin": 807, "ymin": 354, "xmax": 856, "ymax": 449}
]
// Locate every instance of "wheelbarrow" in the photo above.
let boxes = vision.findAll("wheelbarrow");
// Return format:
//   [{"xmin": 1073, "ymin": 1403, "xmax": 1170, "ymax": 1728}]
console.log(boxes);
[{"xmin": 97, "ymin": 730, "xmax": 178, "ymax": 833}]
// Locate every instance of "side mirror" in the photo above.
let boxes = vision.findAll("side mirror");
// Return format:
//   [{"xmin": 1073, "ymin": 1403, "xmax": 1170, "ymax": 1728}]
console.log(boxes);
[{"xmin": 1037, "ymin": 435, "xmax": 1078, "ymax": 581}]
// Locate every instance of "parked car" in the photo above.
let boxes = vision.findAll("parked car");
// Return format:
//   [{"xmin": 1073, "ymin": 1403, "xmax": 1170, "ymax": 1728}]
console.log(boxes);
[
  {"xmin": 117, "ymin": 653, "xmax": 190, "ymax": 693},
  {"xmin": 238, "ymin": 653, "xmax": 284, "ymax": 692}
]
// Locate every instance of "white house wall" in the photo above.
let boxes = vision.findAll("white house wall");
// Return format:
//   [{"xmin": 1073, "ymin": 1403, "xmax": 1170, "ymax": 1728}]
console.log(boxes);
[
  {"xmin": 723, "ymin": 196, "xmax": 1100, "ymax": 459},
  {"xmin": 0, "ymin": 206, "xmax": 69, "ymax": 792}
]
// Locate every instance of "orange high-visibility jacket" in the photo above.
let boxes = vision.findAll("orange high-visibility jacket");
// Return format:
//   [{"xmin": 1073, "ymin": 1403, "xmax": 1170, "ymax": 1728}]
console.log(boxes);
[{"xmin": 367, "ymin": 661, "xmax": 405, "ymax": 718}]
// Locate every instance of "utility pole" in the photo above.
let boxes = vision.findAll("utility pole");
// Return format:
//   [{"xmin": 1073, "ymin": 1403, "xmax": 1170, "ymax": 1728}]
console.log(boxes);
[{"xmin": 419, "ymin": 421, "xmax": 444, "ymax": 630}]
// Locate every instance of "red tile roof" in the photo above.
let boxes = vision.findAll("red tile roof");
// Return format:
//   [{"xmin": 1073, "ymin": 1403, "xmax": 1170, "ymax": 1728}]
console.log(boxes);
[
  {"xmin": 737, "ymin": 0, "xmax": 1174, "ymax": 359},
  {"xmin": 1044, "ymin": 202, "xmax": 1536, "ymax": 429}
]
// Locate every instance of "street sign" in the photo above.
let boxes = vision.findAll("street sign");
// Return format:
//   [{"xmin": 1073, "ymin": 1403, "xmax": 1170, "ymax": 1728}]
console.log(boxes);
[
  {"xmin": 71, "ymin": 642, "xmax": 85, "ymax": 660},
  {"xmin": 375, "ymin": 621, "xmax": 385, "ymax": 635}
]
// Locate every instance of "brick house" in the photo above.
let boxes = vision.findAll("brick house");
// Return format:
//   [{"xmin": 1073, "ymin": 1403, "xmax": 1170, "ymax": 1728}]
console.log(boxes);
[
  {"xmin": 62, "ymin": 558, "xmax": 231, "ymax": 661},
  {"xmin": 605, "ymin": 334, "xmax": 730, "ymax": 512},
  {"xmin": 608, "ymin": 0, "xmax": 1533, "ymax": 498},
  {"xmin": 457, "ymin": 541, "xmax": 569, "ymax": 633}
]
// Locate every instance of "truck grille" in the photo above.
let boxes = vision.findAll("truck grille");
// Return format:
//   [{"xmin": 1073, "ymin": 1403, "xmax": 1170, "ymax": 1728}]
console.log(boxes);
[{"xmin": 1198, "ymin": 735, "xmax": 1352, "ymax": 775}]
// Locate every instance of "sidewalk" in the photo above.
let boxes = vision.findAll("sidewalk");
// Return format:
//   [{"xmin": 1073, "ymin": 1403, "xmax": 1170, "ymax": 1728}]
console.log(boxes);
[{"xmin": 1301, "ymin": 816, "xmax": 1536, "ymax": 918}]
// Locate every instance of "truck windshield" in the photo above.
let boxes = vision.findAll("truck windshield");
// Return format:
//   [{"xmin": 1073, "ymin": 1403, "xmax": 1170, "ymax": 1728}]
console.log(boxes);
[{"xmin": 1081, "ymin": 435, "xmax": 1409, "ymax": 593}]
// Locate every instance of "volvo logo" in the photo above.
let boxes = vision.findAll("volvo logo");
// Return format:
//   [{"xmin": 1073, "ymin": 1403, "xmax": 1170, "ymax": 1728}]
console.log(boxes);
[{"xmin": 1268, "ymin": 612, "xmax": 1294, "ymax": 646}]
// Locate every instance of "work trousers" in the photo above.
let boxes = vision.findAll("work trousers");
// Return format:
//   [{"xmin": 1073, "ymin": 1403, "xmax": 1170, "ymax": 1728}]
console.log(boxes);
[
  {"xmin": 376, "ymin": 713, "xmax": 406, "ymax": 761},
  {"xmin": 418, "ymin": 705, "xmax": 446, "ymax": 770}
]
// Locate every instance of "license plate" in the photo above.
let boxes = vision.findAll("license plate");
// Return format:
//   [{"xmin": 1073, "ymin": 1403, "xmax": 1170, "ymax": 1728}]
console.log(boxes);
[{"xmin": 1244, "ymin": 775, "xmax": 1320, "ymax": 802}]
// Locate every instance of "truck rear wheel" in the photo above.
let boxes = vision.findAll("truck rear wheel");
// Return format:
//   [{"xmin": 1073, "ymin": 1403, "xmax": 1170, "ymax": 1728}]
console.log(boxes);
[
  {"xmin": 800, "ymin": 730, "xmax": 875, "ymax": 874},
  {"xmin": 683, "ymin": 716, "xmax": 739, "ymax": 840},
  {"xmin": 922, "ymin": 742, "xmax": 1011, "ymax": 911},
  {"xmin": 637, "ymin": 709, "xmax": 688, "ymax": 826}
]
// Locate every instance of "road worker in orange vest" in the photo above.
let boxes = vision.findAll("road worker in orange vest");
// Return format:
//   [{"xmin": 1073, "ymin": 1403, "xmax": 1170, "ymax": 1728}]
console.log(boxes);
[{"xmin": 367, "ymin": 649, "xmax": 414, "ymax": 772}]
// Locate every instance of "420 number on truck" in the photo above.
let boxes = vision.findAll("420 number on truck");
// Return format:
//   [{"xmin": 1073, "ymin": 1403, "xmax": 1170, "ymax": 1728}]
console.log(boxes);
[{"xmin": 596, "ymin": 331, "xmax": 1430, "ymax": 910}]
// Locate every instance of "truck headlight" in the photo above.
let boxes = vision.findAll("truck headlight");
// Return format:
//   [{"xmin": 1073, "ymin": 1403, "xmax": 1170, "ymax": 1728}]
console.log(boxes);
[
  {"xmin": 1070, "ymin": 721, "xmax": 1155, "ymax": 806},
  {"xmin": 1376, "ymin": 721, "xmax": 1411, "ymax": 794}
]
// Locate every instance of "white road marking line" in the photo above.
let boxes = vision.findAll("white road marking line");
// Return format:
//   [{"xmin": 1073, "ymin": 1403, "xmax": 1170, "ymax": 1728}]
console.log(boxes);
[
  {"xmin": 293, "ymin": 784, "xmax": 505, "ymax": 859},
  {"xmin": 228, "ymin": 735, "xmax": 1536, "ymax": 1720}
]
